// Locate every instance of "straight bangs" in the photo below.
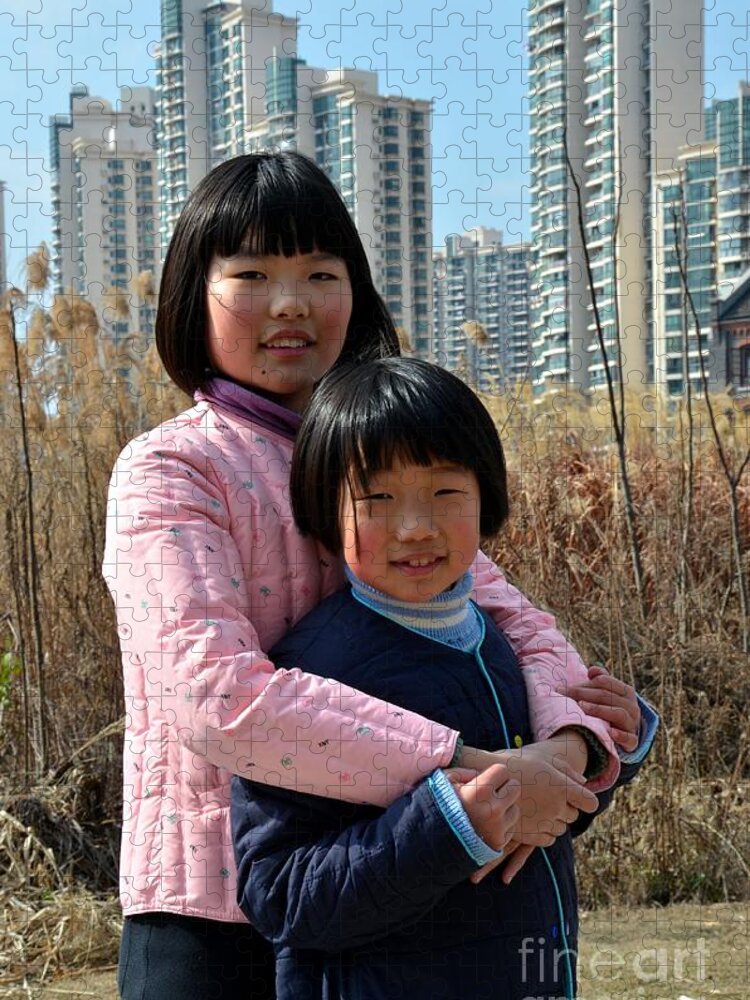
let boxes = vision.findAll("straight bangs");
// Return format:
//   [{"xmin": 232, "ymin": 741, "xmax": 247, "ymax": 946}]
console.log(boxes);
[
  {"xmin": 290, "ymin": 358, "xmax": 510, "ymax": 553},
  {"xmin": 157, "ymin": 152, "xmax": 400, "ymax": 395},
  {"xmin": 209, "ymin": 158, "xmax": 362, "ymax": 271},
  {"xmin": 344, "ymin": 416, "xmax": 470, "ymax": 500}
]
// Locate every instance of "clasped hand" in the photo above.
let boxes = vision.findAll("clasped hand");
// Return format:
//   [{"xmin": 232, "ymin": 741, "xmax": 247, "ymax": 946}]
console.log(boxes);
[{"xmin": 446, "ymin": 736, "xmax": 598, "ymax": 886}]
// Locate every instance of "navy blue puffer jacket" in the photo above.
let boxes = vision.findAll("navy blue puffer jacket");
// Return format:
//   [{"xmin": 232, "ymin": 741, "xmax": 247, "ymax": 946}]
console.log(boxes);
[{"xmin": 232, "ymin": 590, "xmax": 645, "ymax": 1000}]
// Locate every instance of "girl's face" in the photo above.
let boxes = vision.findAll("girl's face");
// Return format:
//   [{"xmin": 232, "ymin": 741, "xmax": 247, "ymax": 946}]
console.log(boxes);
[
  {"xmin": 341, "ymin": 456, "xmax": 481, "ymax": 602},
  {"xmin": 205, "ymin": 250, "xmax": 353, "ymax": 412}
]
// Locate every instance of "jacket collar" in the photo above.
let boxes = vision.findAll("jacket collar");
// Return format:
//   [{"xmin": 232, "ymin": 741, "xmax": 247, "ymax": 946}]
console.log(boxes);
[{"xmin": 194, "ymin": 377, "xmax": 302, "ymax": 441}]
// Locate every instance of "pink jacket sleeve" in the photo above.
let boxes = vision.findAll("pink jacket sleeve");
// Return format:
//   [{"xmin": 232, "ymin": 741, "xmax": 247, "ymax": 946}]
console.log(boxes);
[
  {"xmin": 472, "ymin": 551, "xmax": 620, "ymax": 792},
  {"xmin": 103, "ymin": 436, "xmax": 457, "ymax": 810}
]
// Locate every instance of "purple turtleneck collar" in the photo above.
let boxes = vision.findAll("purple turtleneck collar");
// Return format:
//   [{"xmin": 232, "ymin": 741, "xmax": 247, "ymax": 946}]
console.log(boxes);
[{"xmin": 194, "ymin": 377, "xmax": 303, "ymax": 441}]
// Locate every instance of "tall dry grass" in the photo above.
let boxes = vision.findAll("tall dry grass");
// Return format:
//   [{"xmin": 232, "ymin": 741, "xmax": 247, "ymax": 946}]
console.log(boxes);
[
  {"xmin": 0, "ymin": 274, "xmax": 748, "ymax": 982},
  {"xmin": 484, "ymin": 385, "xmax": 750, "ymax": 905}
]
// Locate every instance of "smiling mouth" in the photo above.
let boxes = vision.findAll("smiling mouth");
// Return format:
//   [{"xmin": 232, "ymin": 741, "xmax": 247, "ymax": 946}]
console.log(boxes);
[
  {"xmin": 263, "ymin": 337, "xmax": 311, "ymax": 348},
  {"xmin": 391, "ymin": 556, "xmax": 445, "ymax": 574},
  {"xmin": 260, "ymin": 338, "xmax": 314, "ymax": 357}
]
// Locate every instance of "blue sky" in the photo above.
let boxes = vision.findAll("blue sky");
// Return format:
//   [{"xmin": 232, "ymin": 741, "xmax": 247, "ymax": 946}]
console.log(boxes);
[{"xmin": 1, "ymin": 0, "xmax": 749, "ymax": 285}]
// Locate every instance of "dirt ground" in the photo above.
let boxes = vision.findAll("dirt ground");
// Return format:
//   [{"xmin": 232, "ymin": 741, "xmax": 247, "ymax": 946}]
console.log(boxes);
[{"xmin": 7, "ymin": 902, "xmax": 749, "ymax": 1000}]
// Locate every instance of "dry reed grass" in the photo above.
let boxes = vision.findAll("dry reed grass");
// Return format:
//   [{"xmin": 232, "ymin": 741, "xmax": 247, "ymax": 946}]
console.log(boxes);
[
  {"xmin": 0, "ymin": 274, "xmax": 748, "ymax": 983},
  {"xmin": 483, "ymin": 384, "xmax": 750, "ymax": 907}
]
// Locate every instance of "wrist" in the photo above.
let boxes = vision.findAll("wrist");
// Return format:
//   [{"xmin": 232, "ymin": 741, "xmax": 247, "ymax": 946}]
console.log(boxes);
[
  {"xmin": 547, "ymin": 728, "xmax": 589, "ymax": 774},
  {"xmin": 458, "ymin": 743, "xmax": 503, "ymax": 772}
]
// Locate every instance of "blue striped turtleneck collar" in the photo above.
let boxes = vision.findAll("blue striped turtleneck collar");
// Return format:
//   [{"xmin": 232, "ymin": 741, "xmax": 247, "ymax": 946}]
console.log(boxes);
[{"xmin": 345, "ymin": 567, "xmax": 483, "ymax": 652}]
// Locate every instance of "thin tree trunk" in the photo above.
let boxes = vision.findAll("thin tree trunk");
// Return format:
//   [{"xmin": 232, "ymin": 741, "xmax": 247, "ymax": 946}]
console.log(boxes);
[
  {"xmin": 6, "ymin": 305, "xmax": 47, "ymax": 773},
  {"xmin": 5, "ymin": 510, "xmax": 31, "ymax": 782},
  {"xmin": 562, "ymin": 123, "xmax": 647, "ymax": 618},
  {"xmin": 672, "ymin": 199, "xmax": 695, "ymax": 644},
  {"xmin": 673, "ymin": 200, "xmax": 750, "ymax": 652}
]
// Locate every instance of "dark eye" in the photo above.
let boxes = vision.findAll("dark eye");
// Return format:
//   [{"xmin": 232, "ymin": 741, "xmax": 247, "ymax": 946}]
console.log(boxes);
[
  {"xmin": 235, "ymin": 270, "xmax": 265, "ymax": 280},
  {"xmin": 310, "ymin": 271, "xmax": 339, "ymax": 281},
  {"xmin": 435, "ymin": 488, "xmax": 464, "ymax": 496},
  {"xmin": 358, "ymin": 492, "xmax": 392, "ymax": 502}
]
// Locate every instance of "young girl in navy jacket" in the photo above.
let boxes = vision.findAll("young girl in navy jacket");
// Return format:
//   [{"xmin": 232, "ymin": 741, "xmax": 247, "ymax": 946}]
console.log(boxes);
[{"xmin": 232, "ymin": 358, "xmax": 658, "ymax": 1000}]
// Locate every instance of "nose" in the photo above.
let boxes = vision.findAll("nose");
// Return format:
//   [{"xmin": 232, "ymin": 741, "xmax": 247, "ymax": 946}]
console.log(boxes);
[
  {"xmin": 394, "ymin": 514, "xmax": 440, "ymax": 543},
  {"xmin": 269, "ymin": 282, "xmax": 309, "ymax": 320}
]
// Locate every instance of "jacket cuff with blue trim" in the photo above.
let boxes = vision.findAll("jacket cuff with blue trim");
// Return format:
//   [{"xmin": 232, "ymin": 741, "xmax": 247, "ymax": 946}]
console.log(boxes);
[
  {"xmin": 618, "ymin": 696, "xmax": 660, "ymax": 764},
  {"xmin": 427, "ymin": 769, "xmax": 504, "ymax": 867}
]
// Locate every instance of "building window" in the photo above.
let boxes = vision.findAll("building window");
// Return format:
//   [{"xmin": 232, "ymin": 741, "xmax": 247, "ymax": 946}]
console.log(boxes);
[{"xmin": 737, "ymin": 341, "xmax": 750, "ymax": 386}]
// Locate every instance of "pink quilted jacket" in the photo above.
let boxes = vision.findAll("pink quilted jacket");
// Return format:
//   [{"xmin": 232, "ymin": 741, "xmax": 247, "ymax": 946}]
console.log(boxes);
[{"xmin": 103, "ymin": 400, "xmax": 620, "ymax": 922}]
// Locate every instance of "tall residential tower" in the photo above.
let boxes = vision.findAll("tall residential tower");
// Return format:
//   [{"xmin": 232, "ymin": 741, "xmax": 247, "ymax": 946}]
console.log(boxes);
[
  {"xmin": 433, "ymin": 228, "xmax": 532, "ymax": 390},
  {"xmin": 50, "ymin": 86, "xmax": 159, "ymax": 339},
  {"xmin": 156, "ymin": 0, "xmax": 432, "ymax": 348},
  {"xmin": 528, "ymin": 0, "xmax": 703, "ymax": 392},
  {"xmin": 652, "ymin": 82, "xmax": 750, "ymax": 396}
]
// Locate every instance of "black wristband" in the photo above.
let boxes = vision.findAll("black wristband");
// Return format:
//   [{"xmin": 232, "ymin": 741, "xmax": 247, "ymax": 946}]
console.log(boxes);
[{"xmin": 449, "ymin": 736, "xmax": 464, "ymax": 768}]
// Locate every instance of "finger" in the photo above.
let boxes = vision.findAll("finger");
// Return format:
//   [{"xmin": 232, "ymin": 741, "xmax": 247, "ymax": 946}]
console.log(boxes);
[
  {"xmin": 568, "ymin": 785, "xmax": 599, "ymax": 813},
  {"xmin": 480, "ymin": 803, "xmax": 520, "ymax": 851},
  {"xmin": 588, "ymin": 664, "xmax": 609, "ymax": 677},
  {"xmin": 578, "ymin": 701, "xmax": 633, "ymax": 729},
  {"xmin": 611, "ymin": 728, "xmax": 639, "ymax": 751},
  {"xmin": 443, "ymin": 767, "xmax": 480, "ymax": 786},
  {"xmin": 476, "ymin": 762, "xmax": 511, "ymax": 788},
  {"xmin": 589, "ymin": 674, "xmax": 636, "ymax": 704},
  {"xmin": 574, "ymin": 687, "xmax": 626, "ymax": 708},
  {"xmin": 485, "ymin": 799, "xmax": 522, "ymax": 848},
  {"xmin": 542, "ymin": 749, "xmax": 589, "ymax": 784},
  {"xmin": 501, "ymin": 801, "xmax": 521, "ymax": 832},
  {"xmin": 501, "ymin": 844, "xmax": 535, "ymax": 884},
  {"xmin": 532, "ymin": 818, "xmax": 567, "ymax": 838},
  {"xmin": 563, "ymin": 805, "xmax": 580, "ymax": 824},
  {"xmin": 586, "ymin": 672, "xmax": 633, "ymax": 698},
  {"xmin": 470, "ymin": 856, "xmax": 504, "ymax": 885},
  {"xmin": 473, "ymin": 772, "xmax": 520, "ymax": 804}
]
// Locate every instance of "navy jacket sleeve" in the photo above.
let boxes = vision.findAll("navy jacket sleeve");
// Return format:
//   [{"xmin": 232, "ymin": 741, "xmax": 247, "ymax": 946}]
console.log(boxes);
[
  {"xmin": 232, "ymin": 775, "xmax": 478, "ymax": 952},
  {"xmin": 571, "ymin": 697, "xmax": 659, "ymax": 838}
]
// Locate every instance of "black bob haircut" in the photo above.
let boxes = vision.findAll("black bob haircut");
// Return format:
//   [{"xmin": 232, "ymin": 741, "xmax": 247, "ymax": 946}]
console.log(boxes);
[
  {"xmin": 290, "ymin": 357, "xmax": 510, "ymax": 554},
  {"xmin": 156, "ymin": 152, "xmax": 400, "ymax": 396}
]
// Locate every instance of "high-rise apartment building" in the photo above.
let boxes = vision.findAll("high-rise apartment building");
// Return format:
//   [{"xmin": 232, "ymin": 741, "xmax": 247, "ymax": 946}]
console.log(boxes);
[
  {"xmin": 156, "ymin": 0, "xmax": 432, "ymax": 348},
  {"xmin": 50, "ymin": 85, "xmax": 159, "ymax": 338},
  {"xmin": 503, "ymin": 242, "xmax": 534, "ymax": 384},
  {"xmin": 245, "ymin": 63, "xmax": 433, "ymax": 353},
  {"xmin": 432, "ymin": 228, "xmax": 532, "ymax": 390},
  {"xmin": 158, "ymin": 0, "xmax": 297, "ymax": 239},
  {"xmin": 528, "ymin": 0, "xmax": 703, "ymax": 393},
  {"xmin": 652, "ymin": 82, "xmax": 750, "ymax": 395}
]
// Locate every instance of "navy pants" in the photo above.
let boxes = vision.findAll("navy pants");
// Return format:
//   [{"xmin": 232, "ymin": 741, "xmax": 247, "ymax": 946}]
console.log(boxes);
[{"xmin": 118, "ymin": 912, "xmax": 276, "ymax": 999}]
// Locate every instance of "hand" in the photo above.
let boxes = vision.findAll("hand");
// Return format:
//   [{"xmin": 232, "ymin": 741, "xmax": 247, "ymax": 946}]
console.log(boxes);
[
  {"xmin": 565, "ymin": 665, "xmax": 641, "ymax": 752},
  {"xmin": 470, "ymin": 841, "xmax": 535, "ymax": 886},
  {"xmin": 456, "ymin": 741, "xmax": 598, "ymax": 848},
  {"xmin": 497, "ymin": 740, "xmax": 598, "ymax": 846},
  {"xmin": 445, "ymin": 764, "xmax": 522, "ymax": 853}
]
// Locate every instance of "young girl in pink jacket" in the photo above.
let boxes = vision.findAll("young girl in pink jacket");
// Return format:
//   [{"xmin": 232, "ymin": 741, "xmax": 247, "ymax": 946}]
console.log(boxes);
[{"xmin": 103, "ymin": 152, "xmax": 640, "ymax": 999}]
